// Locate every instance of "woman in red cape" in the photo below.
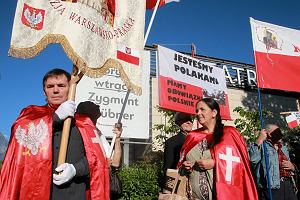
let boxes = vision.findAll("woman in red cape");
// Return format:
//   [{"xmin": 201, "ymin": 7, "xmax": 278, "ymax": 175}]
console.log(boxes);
[{"xmin": 178, "ymin": 98, "xmax": 258, "ymax": 200}]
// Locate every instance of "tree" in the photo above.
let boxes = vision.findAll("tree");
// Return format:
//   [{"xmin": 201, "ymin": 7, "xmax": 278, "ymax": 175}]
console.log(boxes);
[
  {"xmin": 152, "ymin": 107, "xmax": 178, "ymax": 151},
  {"xmin": 233, "ymin": 106, "xmax": 273, "ymax": 144}
]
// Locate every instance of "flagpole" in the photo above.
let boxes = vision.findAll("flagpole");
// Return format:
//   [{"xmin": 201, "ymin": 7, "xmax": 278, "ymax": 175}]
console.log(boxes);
[
  {"xmin": 257, "ymin": 88, "xmax": 273, "ymax": 200},
  {"xmin": 108, "ymin": 91, "xmax": 129, "ymax": 158},
  {"xmin": 144, "ymin": 0, "xmax": 161, "ymax": 47}
]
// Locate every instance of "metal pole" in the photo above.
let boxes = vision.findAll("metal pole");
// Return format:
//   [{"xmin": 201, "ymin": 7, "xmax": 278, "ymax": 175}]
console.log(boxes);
[
  {"xmin": 108, "ymin": 90, "xmax": 130, "ymax": 158},
  {"xmin": 257, "ymin": 88, "xmax": 272, "ymax": 200},
  {"xmin": 144, "ymin": 0, "xmax": 160, "ymax": 47}
]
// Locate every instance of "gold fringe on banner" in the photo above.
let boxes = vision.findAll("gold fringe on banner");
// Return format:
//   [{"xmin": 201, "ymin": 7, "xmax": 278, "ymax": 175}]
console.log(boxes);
[{"xmin": 8, "ymin": 34, "xmax": 142, "ymax": 95}]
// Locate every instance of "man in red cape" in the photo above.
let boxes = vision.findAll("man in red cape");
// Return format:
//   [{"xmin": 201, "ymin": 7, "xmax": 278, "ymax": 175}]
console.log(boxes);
[
  {"xmin": 178, "ymin": 126, "xmax": 258, "ymax": 200},
  {"xmin": 0, "ymin": 68, "xmax": 109, "ymax": 199}
]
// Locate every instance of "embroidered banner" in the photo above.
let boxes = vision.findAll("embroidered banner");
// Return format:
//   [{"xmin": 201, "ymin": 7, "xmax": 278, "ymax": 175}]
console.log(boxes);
[{"xmin": 9, "ymin": 0, "xmax": 146, "ymax": 95}]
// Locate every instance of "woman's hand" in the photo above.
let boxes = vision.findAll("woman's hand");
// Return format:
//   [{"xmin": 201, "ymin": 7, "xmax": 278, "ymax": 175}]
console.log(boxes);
[
  {"xmin": 113, "ymin": 122, "xmax": 123, "ymax": 138},
  {"xmin": 195, "ymin": 159, "xmax": 214, "ymax": 170},
  {"xmin": 182, "ymin": 161, "xmax": 193, "ymax": 172},
  {"xmin": 107, "ymin": 158, "xmax": 113, "ymax": 166}
]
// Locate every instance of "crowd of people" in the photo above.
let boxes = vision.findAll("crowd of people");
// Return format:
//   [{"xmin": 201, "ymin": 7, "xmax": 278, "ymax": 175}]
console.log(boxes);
[
  {"xmin": 0, "ymin": 68, "xmax": 298, "ymax": 200},
  {"xmin": 162, "ymin": 100, "xmax": 298, "ymax": 200}
]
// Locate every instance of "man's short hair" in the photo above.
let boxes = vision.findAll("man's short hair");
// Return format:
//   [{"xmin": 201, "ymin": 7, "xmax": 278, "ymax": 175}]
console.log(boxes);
[
  {"xmin": 174, "ymin": 112, "xmax": 192, "ymax": 126},
  {"xmin": 77, "ymin": 101, "xmax": 101, "ymax": 124},
  {"xmin": 42, "ymin": 68, "xmax": 71, "ymax": 88}
]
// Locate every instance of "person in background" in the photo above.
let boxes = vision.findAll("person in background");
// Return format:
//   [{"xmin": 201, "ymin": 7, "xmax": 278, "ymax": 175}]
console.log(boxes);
[
  {"xmin": 0, "ymin": 68, "xmax": 109, "ymax": 200},
  {"xmin": 249, "ymin": 124, "xmax": 298, "ymax": 200},
  {"xmin": 76, "ymin": 101, "xmax": 123, "ymax": 199},
  {"xmin": 76, "ymin": 101, "xmax": 122, "ymax": 168},
  {"xmin": 178, "ymin": 98, "xmax": 258, "ymax": 200},
  {"xmin": 163, "ymin": 112, "xmax": 193, "ymax": 173}
]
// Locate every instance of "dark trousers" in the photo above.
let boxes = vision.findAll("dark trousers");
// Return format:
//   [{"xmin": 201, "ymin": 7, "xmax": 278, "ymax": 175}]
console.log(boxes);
[{"xmin": 259, "ymin": 178, "xmax": 298, "ymax": 200}]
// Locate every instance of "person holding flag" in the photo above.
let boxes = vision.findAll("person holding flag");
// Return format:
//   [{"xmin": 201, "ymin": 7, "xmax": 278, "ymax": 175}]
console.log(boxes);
[
  {"xmin": 0, "ymin": 68, "xmax": 110, "ymax": 200},
  {"xmin": 178, "ymin": 98, "xmax": 258, "ymax": 200},
  {"xmin": 249, "ymin": 124, "xmax": 298, "ymax": 200}
]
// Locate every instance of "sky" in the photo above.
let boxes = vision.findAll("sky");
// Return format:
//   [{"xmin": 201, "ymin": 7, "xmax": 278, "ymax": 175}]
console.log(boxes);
[{"xmin": 0, "ymin": 0, "xmax": 300, "ymax": 139}]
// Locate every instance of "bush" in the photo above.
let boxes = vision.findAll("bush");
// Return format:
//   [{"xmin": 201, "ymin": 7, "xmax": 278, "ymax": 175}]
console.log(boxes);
[{"xmin": 118, "ymin": 162, "xmax": 163, "ymax": 200}]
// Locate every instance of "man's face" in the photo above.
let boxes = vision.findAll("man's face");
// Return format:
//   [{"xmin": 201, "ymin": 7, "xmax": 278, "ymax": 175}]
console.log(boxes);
[
  {"xmin": 268, "ymin": 127, "xmax": 283, "ymax": 144},
  {"xmin": 44, "ymin": 75, "xmax": 69, "ymax": 107},
  {"xmin": 180, "ymin": 120, "xmax": 193, "ymax": 132}
]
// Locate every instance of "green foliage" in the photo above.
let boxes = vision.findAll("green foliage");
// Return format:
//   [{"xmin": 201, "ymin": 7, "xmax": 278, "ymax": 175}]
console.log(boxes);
[
  {"xmin": 233, "ymin": 106, "xmax": 272, "ymax": 144},
  {"xmin": 152, "ymin": 107, "xmax": 177, "ymax": 150},
  {"xmin": 119, "ymin": 161, "xmax": 163, "ymax": 200}
]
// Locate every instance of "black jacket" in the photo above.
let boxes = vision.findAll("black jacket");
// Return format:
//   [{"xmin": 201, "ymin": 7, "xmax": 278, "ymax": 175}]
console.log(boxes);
[
  {"xmin": 163, "ymin": 131, "xmax": 186, "ymax": 172},
  {"xmin": 51, "ymin": 114, "xmax": 89, "ymax": 200}
]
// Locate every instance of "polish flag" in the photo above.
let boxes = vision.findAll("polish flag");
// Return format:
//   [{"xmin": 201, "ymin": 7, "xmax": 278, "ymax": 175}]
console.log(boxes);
[
  {"xmin": 250, "ymin": 18, "xmax": 300, "ymax": 93},
  {"xmin": 146, "ymin": 0, "xmax": 179, "ymax": 9},
  {"xmin": 117, "ymin": 44, "xmax": 140, "ymax": 66},
  {"xmin": 285, "ymin": 112, "xmax": 300, "ymax": 128}
]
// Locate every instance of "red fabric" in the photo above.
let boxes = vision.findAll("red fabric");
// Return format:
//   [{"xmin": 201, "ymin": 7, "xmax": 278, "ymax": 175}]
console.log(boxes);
[
  {"xmin": 117, "ymin": 50, "xmax": 140, "ymax": 66},
  {"xmin": 177, "ymin": 126, "xmax": 258, "ymax": 199},
  {"xmin": 277, "ymin": 147, "xmax": 290, "ymax": 178},
  {"xmin": 146, "ymin": 0, "xmax": 178, "ymax": 9},
  {"xmin": 0, "ymin": 105, "xmax": 109, "ymax": 200},
  {"xmin": 211, "ymin": 126, "xmax": 258, "ymax": 200},
  {"xmin": 75, "ymin": 114, "xmax": 110, "ymax": 200},
  {"xmin": 254, "ymin": 51, "xmax": 300, "ymax": 92},
  {"xmin": 146, "ymin": 0, "xmax": 165, "ymax": 9},
  {"xmin": 177, "ymin": 128, "xmax": 213, "ymax": 168},
  {"xmin": 106, "ymin": 0, "xmax": 116, "ymax": 19}
]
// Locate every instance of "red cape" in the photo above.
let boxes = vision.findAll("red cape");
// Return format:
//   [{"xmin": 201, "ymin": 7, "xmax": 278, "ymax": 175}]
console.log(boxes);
[
  {"xmin": 177, "ymin": 126, "xmax": 258, "ymax": 200},
  {"xmin": 212, "ymin": 126, "xmax": 258, "ymax": 200},
  {"xmin": 177, "ymin": 128, "xmax": 213, "ymax": 168},
  {"xmin": 0, "ymin": 105, "xmax": 110, "ymax": 200}
]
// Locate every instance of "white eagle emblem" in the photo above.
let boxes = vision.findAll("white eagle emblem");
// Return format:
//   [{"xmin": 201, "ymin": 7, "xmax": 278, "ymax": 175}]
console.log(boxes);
[
  {"xmin": 24, "ymin": 8, "xmax": 43, "ymax": 28},
  {"xmin": 15, "ymin": 119, "xmax": 48, "ymax": 155}
]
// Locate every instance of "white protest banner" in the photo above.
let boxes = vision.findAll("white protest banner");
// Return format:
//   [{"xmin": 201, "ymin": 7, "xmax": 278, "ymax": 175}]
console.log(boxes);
[
  {"xmin": 9, "ymin": 0, "xmax": 145, "ymax": 95},
  {"xmin": 157, "ymin": 45, "xmax": 231, "ymax": 119},
  {"xmin": 75, "ymin": 51, "xmax": 150, "ymax": 139}
]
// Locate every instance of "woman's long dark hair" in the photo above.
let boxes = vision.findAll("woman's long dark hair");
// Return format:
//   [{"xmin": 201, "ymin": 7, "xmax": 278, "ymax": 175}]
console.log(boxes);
[{"xmin": 197, "ymin": 98, "xmax": 224, "ymax": 147}]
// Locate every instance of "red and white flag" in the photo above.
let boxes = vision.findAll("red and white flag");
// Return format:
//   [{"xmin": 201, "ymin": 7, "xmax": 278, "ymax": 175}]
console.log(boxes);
[
  {"xmin": 285, "ymin": 112, "xmax": 300, "ymax": 128},
  {"xmin": 146, "ymin": 0, "xmax": 179, "ymax": 9},
  {"xmin": 250, "ymin": 18, "xmax": 300, "ymax": 93},
  {"xmin": 117, "ymin": 45, "xmax": 140, "ymax": 66}
]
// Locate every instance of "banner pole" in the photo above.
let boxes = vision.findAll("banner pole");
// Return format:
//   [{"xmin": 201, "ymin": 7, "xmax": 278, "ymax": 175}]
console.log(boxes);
[
  {"xmin": 57, "ymin": 65, "xmax": 83, "ymax": 166},
  {"xmin": 144, "ymin": 0, "xmax": 161, "ymax": 47},
  {"xmin": 257, "ymin": 88, "xmax": 272, "ymax": 200},
  {"xmin": 108, "ymin": 91, "xmax": 130, "ymax": 158}
]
